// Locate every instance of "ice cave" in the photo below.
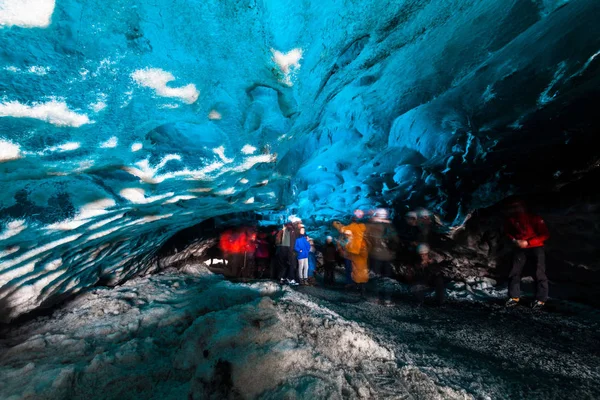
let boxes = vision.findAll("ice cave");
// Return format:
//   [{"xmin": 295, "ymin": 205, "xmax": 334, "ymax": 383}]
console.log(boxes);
[{"xmin": 1, "ymin": 0, "xmax": 600, "ymax": 398}]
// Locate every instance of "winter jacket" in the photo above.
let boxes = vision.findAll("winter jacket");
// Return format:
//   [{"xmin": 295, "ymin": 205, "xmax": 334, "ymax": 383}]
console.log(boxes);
[
  {"xmin": 294, "ymin": 235, "xmax": 311, "ymax": 259},
  {"xmin": 276, "ymin": 228, "xmax": 291, "ymax": 247},
  {"xmin": 504, "ymin": 212, "xmax": 550, "ymax": 248}
]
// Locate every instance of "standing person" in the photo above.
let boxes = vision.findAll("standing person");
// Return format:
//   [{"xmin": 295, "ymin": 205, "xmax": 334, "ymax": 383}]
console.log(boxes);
[
  {"xmin": 504, "ymin": 200, "xmax": 550, "ymax": 309},
  {"xmin": 255, "ymin": 232, "xmax": 270, "ymax": 279},
  {"xmin": 366, "ymin": 208, "xmax": 399, "ymax": 305},
  {"xmin": 294, "ymin": 228, "xmax": 311, "ymax": 285},
  {"xmin": 333, "ymin": 215, "xmax": 369, "ymax": 297},
  {"xmin": 276, "ymin": 223, "xmax": 298, "ymax": 285},
  {"xmin": 410, "ymin": 244, "xmax": 445, "ymax": 306},
  {"xmin": 323, "ymin": 236, "xmax": 337, "ymax": 286},
  {"xmin": 307, "ymin": 237, "xmax": 317, "ymax": 286}
]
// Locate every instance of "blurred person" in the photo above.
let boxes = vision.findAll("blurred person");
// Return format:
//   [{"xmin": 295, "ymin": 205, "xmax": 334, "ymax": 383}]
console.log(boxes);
[
  {"xmin": 333, "ymin": 214, "xmax": 369, "ymax": 296},
  {"xmin": 307, "ymin": 237, "xmax": 317, "ymax": 286},
  {"xmin": 410, "ymin": 244, "xmax": 445, "ymax": 306},
  {"xmin": 323, "ymin": 236, "xmax": 337, "ymax": 285},
  {"xmin": 504, "ymin": 200, "xmax": 550, "ymax": 309},
  {"xmin": 366, "ymin": 208, "xmax": 399, "ymax": 305},
  {"xmin": 294, "ymin": 227, "xmax": 311, "ymax": 285},
  {"xmin": 255, "ymin": 232, "xmax": 270, "ymax": 279}
]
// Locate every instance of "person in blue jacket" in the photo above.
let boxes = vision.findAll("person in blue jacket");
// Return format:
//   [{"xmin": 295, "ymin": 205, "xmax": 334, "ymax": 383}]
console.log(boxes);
[{"xmin": 294, "ymin": 227, "xmax": 311, "ymax": 285}]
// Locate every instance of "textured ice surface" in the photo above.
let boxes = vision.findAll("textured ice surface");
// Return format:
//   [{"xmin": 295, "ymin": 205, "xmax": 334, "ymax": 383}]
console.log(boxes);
[
  {"xmin": 0, "ymin": 266, "xmax": 470, "ymax": 399},
  {"xmin": 2, "ymin": 0, "xmax": 600, "ymax": 320}
]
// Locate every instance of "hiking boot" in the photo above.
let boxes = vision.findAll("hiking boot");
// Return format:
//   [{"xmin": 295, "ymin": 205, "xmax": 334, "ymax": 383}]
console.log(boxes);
[
  {"xmin": 279, "ymin": 278, "xmax": 285, "ymax": 285},
  {"xmin": 505, "ymin": 298, "xmax": 520, "ymax": 308},
  {"xmin": 288, "ymin": 279, "xmax": 299, "ymax": 286},
  {"xmin": 531, "ymin": 300, "xmax": 545, "ymax": 310}
]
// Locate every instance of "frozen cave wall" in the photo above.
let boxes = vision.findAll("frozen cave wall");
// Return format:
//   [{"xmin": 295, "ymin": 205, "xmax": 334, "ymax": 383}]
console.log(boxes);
[{"xmin": 1, "ymin": 0, "xmax": 600, "ymax": 321}]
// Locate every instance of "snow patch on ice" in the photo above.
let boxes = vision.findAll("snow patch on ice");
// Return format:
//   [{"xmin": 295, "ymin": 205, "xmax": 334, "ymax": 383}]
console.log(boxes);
[
  {"xmin": 241, "ymin": 144, "xmax": 257, "ymax": 154},
  {"xmin": 0, "ymin": 0, "xmax": 55, "ymax": 28},
  {"xmin": 0, "ymin": 100, "xmax": 90, "ymax": 127},
  {"xmin": 271, "ymin": 48, "xmax": 303, "ymax": 86},
  {"xmin": 99, "ymin": 136, "xmax": 118, "ymax": 148},
  {"xmin": 130, "ymin": 142, "xmax": 143, "ymax": 152},
  {"xmin": 131, "ymin": 68, "xmax": 199, "ymax": 104},
  {"xmin": 0, "ymin": 138, "xmax": 22, "ymax": 162},
  {"xmin": 208, "ymin": 109, "xmax": 221, "ymax": 120},
  {"xmin": 212, "ymin": 146, "xmax": 233, "ymax": 163}
]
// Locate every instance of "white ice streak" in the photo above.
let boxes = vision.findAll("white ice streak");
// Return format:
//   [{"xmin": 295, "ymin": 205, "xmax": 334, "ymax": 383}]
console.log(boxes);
[
  {"xmin": 213, "ymin": 146, "xmax": 233, "ymax": 163},
  {"xmin": 131, "ymin": 68, "xmax": 199, "ymax": 104},
  {"xmin": 0, "ymin": 138, "xmax": 22, "ymax": 162},
  {"xmin": 46, "ymin": 199, "xmax": 116, "ymax": 231},
  {"xmin": 0, "ymin": 100, "xmax": 90, "ymax": 127},
  {"xmin": 122, "ymin": 154, "xmax": 181, "ymax": 184},
  {"xmin": 0, "ymin": 220, "xmax": 27, "ymax": 240},
  {"xmin": 0, "ymin": 0, "xmax": 55, "ymax": 28},
  {"xmin": 0, "ymin": 234, "xmax": 81, "ymax": 284},
  {"xmin": 100, "ymin": 136, "xmax": 118, "ymax": 148},
  {"xmin": 119, "ymin": 188, "xmax": 174, "ymax": 204},
  {"xmin": 216, "ymin": 187, "xmax": 235, "ymax": 195}
]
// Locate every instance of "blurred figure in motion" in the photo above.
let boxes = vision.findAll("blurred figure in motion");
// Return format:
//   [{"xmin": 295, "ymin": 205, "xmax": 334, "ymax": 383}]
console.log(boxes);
[
  {"xmin": 336, "ymin": 230, "xmax": 354, "ymax": 287},
  {"xmin": 307, "ymin": 237, "xmax": 317, "ymax": 286},
  {"xmin": 323, "ymin": 236, "xmax": 337, "ymax": 286},
  {"xmin": 366, "ymin": 208, "xmax": 399, "ymax": 306},
  {"xmin": 416, "ymin": 208, "xmax": 433, "ymax": 245},
  {"xmin": 333, "ymin": 211, "xmax": 369, "ymax": 297},
  {"xmin": 255, "ymin": 232, "xmax": 270, "ymax": 279},
  {"xmin": 504, "ymin": 200, "xmax": 550, "ymax": 309},
  {"xmin": 219, "ymin": 228, "xmax": 251, "ymax": 278},
  {"xmin": 410, "ymin": 244, "xmax": 445, "ymax": 306},
  {"xmin": 294, "ymin": 227, "xmax": 311, "ymax": 285}
]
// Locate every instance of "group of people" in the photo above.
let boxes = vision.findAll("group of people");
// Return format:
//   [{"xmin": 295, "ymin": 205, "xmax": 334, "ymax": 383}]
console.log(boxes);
[{"xmin": 218, "ymin": 199, "xmax": 551, "ymax": 309}]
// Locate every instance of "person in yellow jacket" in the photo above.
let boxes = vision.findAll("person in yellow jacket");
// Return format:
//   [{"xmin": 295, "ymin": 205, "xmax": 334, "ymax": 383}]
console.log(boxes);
[{"xmin": 333, "ymin": 219, "xmax": 369, "ymax": 295}]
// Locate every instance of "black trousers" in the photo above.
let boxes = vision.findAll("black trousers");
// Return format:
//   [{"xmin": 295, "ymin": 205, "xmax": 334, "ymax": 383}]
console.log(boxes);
[
  {"xmin": 371, "ymin": 259, "xmax": 393, "ymax": 301},
  {"xmin": 277, "ymin": 247, "xmax": 295, "ymax": 280},
  {"xmin": 509, "ymin": 247, "xmax": 548, "ymax": 302},
  {"xmin": 324, "ymin": 261, "xmax": 336, "ymax": 285}
]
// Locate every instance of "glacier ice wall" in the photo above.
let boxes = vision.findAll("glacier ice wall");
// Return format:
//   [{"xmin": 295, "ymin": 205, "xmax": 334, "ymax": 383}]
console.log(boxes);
[{"xmin": 1, "ymin": 0, "xmax": 599, "ymax": 321}]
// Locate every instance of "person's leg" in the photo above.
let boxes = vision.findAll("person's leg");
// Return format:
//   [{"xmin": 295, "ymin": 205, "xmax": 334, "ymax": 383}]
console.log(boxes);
[
  {"xmin": 325, "ymin": 262, "xmax": 334, "ymax": 284},
  {"xmin": 532, "ymin": 247, "xmax": 548, "ymax": 302},
  {"xmin": 508, "ymin": 249, "xmax": 527, "ymax": 299},
  {"xmin": 301, "ymin": 258, "xmax": 309, "ymax": 280},
  {"xmin": 433, "ymin": 274, "xmax": 445, "ymax": 305},
  {"xmin": 287, "ymin": 250, "xmax": 297, "ymax": 281},
  {"xmin": 344, "ymin": 258, "xmax": 353, "ymax": 285}
]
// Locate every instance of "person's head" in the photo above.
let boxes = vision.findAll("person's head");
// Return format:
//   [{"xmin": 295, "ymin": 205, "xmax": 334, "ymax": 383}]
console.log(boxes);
[
  {"xmin": 372, "ymin": 208, "xmax": 389, "ymax": 222},
  {"xmin": 354, "ymin": 209, "xmax": 364, "ymax": 219},
  {"xmin": 344, "ymin": 229, "xmax": 353, "ymax": 238},
  {"xmin": 405, "ymin": 211, "xmax": 418, "ymax": 226},
  {"xmin": 417, "ymin": 208, "xmax": 432, "ymax": 223},
  {"xmin": 326, "ymin": 235, "xmax": 333, "ymax": 243},
  {"xmin": 299, "ymin": 227, "xmax": 306, "ymax": 235},
  {"xmin": 417, "ymin": 243, "xmax": 430, "ymax": 262}
]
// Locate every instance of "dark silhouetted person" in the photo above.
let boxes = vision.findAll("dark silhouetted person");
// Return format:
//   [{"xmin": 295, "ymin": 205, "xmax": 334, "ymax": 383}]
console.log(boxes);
[
  {"xmin": 504, "ymin": 200, "xmax": 550, "ymax": 309},
  {"xmin": 323, "ymin": 236, "xmax": 337, "ymax": 285},
  {"xmin": 366, "ymin": 208, "xmax": 399, "ymax": 305},
  {"xmin": 410, "ymin": 244, "xmax": 445, "ymax": 306}
]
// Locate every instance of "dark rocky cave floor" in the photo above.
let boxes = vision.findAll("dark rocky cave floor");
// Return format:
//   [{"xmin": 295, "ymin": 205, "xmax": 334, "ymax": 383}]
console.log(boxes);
[{"xmin": 1, "ymin": 266, "xmax": 599, "ymax": 400}]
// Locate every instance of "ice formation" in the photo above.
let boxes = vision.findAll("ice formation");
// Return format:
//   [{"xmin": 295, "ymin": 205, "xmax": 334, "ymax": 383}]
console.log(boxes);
[{"xmin": 1, "ymin": 0, "xmax": 599, "ymax": 327}]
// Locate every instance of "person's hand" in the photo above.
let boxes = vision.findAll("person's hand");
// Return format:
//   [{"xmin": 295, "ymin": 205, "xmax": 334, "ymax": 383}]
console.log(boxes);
[{"xmin": 516, "ymin": 240, "xmax": 528, "ymax": 248}]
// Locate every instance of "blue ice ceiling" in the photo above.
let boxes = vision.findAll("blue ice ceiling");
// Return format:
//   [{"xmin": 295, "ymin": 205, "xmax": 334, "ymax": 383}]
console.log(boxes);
[{"xmin": 1, "ymin": 0, "xmax": 599, "ymax": 321}]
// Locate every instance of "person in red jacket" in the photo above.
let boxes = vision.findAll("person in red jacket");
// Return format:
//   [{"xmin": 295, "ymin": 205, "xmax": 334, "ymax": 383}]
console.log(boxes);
[{"xmin": 504, "ymin": 200, "xmax": 550, "ymax": 309}]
